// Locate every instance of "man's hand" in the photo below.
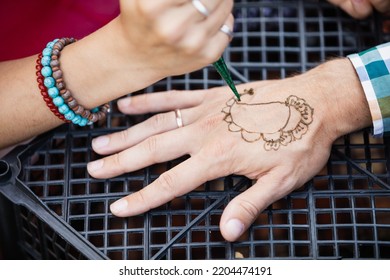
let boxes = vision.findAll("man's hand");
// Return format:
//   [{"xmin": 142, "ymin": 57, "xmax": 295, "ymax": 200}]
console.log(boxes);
[{"xmin": 87, "ymin": 59, "xmax": 371, "ymax": 241}]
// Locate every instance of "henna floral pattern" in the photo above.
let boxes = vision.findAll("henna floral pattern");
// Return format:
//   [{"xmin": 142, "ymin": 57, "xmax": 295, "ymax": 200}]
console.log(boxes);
[{"xmin": 222, "ymin": 88, "xmax": 314, "ymax": 151}]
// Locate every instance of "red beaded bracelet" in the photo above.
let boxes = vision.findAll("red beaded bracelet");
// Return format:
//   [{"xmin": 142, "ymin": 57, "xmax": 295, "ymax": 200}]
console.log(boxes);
[{"xmin": 37, "ymin": 38, "xmax": 110, "ymax": 126}]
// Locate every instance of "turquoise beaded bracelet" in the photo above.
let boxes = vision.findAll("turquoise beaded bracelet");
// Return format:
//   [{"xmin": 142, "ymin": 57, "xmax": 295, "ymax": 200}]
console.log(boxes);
[{"xmin": 39, "ymin": 38, "xmax": 110, "ymax": 126}]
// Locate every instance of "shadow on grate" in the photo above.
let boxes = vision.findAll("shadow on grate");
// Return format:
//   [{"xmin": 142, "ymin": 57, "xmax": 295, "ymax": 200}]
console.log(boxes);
[{"xmin": 1, "ymin": 0, "xmax": 389, "ymax": 260}]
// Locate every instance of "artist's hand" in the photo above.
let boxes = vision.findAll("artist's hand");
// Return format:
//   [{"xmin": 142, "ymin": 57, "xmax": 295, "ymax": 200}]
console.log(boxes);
[
  {"xmin": 327, "ymin": 0, "xmax": 390, "ymax": 19},
  {"xmin": 118, "ymin": 0, "xmax": 234, "ymax": 76},
  {"xmin": 87, "ymin": 59, "xmax": 371, "ymax": 241}
]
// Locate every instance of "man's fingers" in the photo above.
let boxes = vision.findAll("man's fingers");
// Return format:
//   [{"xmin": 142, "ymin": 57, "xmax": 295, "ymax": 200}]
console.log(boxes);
[
  {"xmin": 88, "ymin": 126, "xmax": 198, "ymax": 179},
  {"xmin": 117, "ymin": 90, "xmax": 206, "ymax": 115},
  {"xmin": 92, "ymin": 109, "xmax": 198, "ymax": 155},
  {"xmin": 109, "ymin": 155, "xmax": 214, "ymax": 217},
  {"xmin": 220, "ymin": 170, "xmax": 297, "ymax": 242}
]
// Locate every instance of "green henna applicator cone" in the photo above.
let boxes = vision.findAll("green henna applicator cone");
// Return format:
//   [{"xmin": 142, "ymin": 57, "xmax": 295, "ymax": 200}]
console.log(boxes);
[{"xmin": 212, "ymin": 57, "xmax": 241, "ymax": 101}]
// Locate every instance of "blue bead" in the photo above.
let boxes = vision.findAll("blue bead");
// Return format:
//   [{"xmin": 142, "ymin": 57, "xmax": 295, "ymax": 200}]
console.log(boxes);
[
  {"xmin": 41, "ymin": 66, "xmax": 52, "ymax": 77},
  {"xmin": 41, "ymin": 56, "xmax": 51, "ymax": 66},
  {"xmin": 44, "ymin": 77, "xmax": 55, "ymax": 88},
  {"xmin": 91, "ymin": 107, "xmax": 99, "ymax": 113},
  {"xmin": 42, "ymin": 47, "xmax": 52, "ymax": 56},
  {"xmin": 48, "ymin": 87, "xmax": 59, "ymax": 98},
  {"xmin": 58, "ymin": 104, "xmax": 70, "ymax": 114},
  {"xmin": 64, "ymin": 111, "xmax": 75, "ymax": 121},
  {"xmin": 53, "ymin": 96, "xmax": 64, "ymax": 107},
  {"xmin": 72, "ymin": 115, "xmax": 82, "ymax": 125},
  {"xmin": 46, "ymin": 41, "xmax": 56, "ymax": 48},
  {"xmin": 79, "ymin": 118, "xmax": 88, "ymax": 126}
]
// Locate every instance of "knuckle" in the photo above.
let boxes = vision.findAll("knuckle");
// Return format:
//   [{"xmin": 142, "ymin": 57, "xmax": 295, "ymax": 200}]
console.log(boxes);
[
  {"xmin": 148, "ymin": 113, "xmax": 168, "ymax": 130},
  {"xmin": 119, "ymin": 128, "xmax": 130, "ymax": 143},
  {"xmin": 197, "ymin": 140, "xmax": 235, "ymax": 175},
  {"xmin": 156, "ymin": 172, "xmax": 177, "ymax": 196},
  {"xmin": 205, "ymin": 48, "xmax": 224, "ymax": 63},
  {"xmin": 181, "ymin": 35, "xmax": 206, "ymax": 56},
  {"xmin": 281, "ymin": 172, "xmax": 300, "ymax": 193},
  {"xmin": 137, "ymin": 2, "xmax": 160, "ymax": 19},
  {"xmin": 199, "ymin": 114, "xmax": 221, "ymax": 132},
  {"xmin": 155, "ymin": 24, "xmax": 182, "ymax": 45},
  {"xmin": 182, "ymin": 43, "xmax": 202, "ymax": 56},
  {"xmin": 133, "ymin": 190, "xmax": 151, "ymax": 212},
  {"xmin": 142, "ymin": 136, "xmax": 159, "ymax": 155},
  {"xmin": 267, "ymin": 169, "xmax": 299, "ymax": 199},
  {"xmin": 207, "ymin": 140, "xmax": 230, "ymax": 159},
  {"xmin": 237, "ymin": 199, "xmax": 261, "ymax": 221},
  {"xmin": 111, "ymin": 153, "xmax": 127, "ymax": 174}
]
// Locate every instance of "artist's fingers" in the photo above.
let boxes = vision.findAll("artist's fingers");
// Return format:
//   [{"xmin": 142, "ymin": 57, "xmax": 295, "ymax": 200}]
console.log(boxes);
[
  {"xmin": 192, "ymin": 13, "xmax": 235, "ymax": 63},
  {"xmin": 151, "ymin": 0, "xmax": 232, "ymax": 46},
  {"xmin": 220, "ymin": 169, "xmax": 297, "ymax": 242},
  {"xmin": 117, "ymin": 90, "xmax": 207, "ymax": 115},
  {"xmin": 92, "ymin": 109, "xmax": 199, "ymax": 155},
  {"xmin": 327, "ymin": 0, "xmax": 373, "ymax": 18},
  {"xmin": 109, "ymin": 155, "xmax": 215, "ymax": 217},
  {"xmin": 88, "ymin": 125, "xmax": 199, "ymax": 179},
  {"xmin": 186, "ymin": 0, "xmax": 229, "ymax": 21},
  {"xmin": 177, "ymin": 4, "xmax": 234, "ymax": 49},
  {"xmin": 369, "ymin": 0, "xmax": 390, "ymax": 14}
]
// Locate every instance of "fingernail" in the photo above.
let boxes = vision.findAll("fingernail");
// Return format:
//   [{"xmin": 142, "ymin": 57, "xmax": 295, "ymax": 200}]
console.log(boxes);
[
  {"xmin": 225, "ymin": 219, "xmax": 245, "ymax": 240},
  {"xmin": 110, "ymin": 199, "xmax": 128, "ymax": 215},
  {"xmin": 87, "ymin": 159, "xmax": 103, "ymax": 172},
  {"xmin": 92, "ymin": 136, "xmax": 110, "ymax": 149},
  {"xmin": 117, "ymin": 97, "xmax": 131, "ymax": 109}
]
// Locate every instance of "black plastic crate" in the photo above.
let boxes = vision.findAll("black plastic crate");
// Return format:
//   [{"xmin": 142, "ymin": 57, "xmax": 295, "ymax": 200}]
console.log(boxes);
[{"xmin": 1, "ymin": 0, "xmax": 390, "ymax": 260}]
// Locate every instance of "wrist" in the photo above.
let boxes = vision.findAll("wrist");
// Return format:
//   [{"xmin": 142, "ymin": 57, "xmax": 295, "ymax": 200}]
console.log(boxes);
[
  {"xmin": 302, "ymin": 58, "xmax": 372, "ymax": 141},
  {"xmin": 58, "ymin": 17, "xmax": 165, "ymax": 109}
]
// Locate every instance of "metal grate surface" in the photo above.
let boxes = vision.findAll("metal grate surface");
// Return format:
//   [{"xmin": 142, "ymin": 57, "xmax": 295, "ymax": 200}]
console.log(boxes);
[{"xmin": 1, "ymin": 0, "xmax": 390, "ymax": 259}]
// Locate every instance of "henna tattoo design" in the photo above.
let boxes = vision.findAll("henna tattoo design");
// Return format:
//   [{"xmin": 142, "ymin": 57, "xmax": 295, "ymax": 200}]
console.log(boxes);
[{"xmin": 222, "ymin": 88, "xmax": 314, "ymax": 151}]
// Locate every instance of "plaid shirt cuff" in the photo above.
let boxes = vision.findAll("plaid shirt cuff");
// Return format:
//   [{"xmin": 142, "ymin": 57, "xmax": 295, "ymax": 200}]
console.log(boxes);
[{"xmin": 348, "ymin": 42, "xmax": 390, "ymax": 137}]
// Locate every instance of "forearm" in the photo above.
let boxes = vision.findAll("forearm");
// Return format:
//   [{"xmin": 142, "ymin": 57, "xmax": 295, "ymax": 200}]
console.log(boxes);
[
  {"xmin": 60, "ymin": 18, "xmax": 165, "ymax": 107},
  {"xmin": 0, "ymin": 56, "xmax": 61, "ymax": 148},
  {"xmin": 0, "ymin": 17, "xmax": 165, "ymax": 149}
]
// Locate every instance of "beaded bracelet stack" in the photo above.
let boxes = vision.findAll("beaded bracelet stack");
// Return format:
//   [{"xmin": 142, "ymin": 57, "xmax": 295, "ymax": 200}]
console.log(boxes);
[{"xmin": 36, "ymin": 38, "xmax": 110, "ymax": 126}]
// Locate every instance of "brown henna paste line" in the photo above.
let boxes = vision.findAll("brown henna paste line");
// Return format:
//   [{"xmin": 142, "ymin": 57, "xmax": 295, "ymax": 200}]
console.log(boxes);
[{"xmin": 222, "ymin": 88, "xmax": 314, "ymax": 151}]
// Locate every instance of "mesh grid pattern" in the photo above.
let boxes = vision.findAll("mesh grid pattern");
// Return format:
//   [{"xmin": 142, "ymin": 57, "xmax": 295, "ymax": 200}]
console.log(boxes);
[
  {"xmin": 15, "ymin": 206, "xmax": 88, "ymax": 260},
  {"xmin": 1, "ymin": 0, "xmax": 390, "ymax": 259}
]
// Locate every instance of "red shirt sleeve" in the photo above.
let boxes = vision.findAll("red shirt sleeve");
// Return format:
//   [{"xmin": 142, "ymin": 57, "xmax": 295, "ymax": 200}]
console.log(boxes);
[{"xmin": 0, "ymin": 0, "xmax": 119, "ymax": 61}]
